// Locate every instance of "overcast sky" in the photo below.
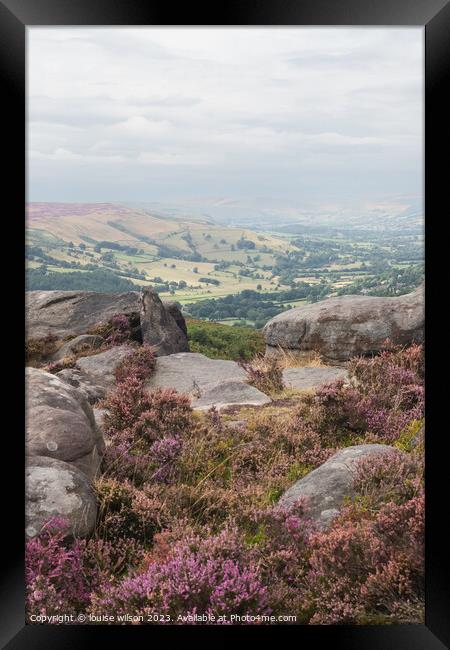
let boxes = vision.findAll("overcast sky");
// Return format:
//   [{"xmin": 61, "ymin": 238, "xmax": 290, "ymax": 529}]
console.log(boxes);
[{"xmin": 27, "ymin": 27, "xmax": 423, "ymax": 209}]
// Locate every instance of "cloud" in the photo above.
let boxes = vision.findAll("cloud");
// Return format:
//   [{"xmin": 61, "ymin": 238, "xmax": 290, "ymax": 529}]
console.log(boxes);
[{"xmin": 27, "ymin": 27, "xmax": 423, "ymax": 206}]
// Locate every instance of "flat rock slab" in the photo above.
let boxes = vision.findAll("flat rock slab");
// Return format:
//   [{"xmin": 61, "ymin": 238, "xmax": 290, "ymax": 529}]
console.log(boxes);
[
  {"xmin": 277, "ymin": 444, "xmax": 402, "ymax": 528},
  {"xmin": 193, "ymin": 380, "xmax": 271, "ymax": 411},
  {"xmin": 146, "ymin": 352, "xmax": 246, "ymax": 396},
  {"xmin": 282, "ymin": 366, "xmax": 348, "ymax": 390},
  {"xmin": 26, "ymin": 456, "xmax": 97, "ymax": 538}
]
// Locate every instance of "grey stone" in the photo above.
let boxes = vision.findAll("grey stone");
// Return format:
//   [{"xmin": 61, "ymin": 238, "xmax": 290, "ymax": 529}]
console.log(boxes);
[
  {"xmin": 277, "ymin": 444, "xmax": 402, "ymax": 527},
  {"xmin": 193, "ymin": 380, "xmax": 271, "ymax": 411},
  {"xmin": 93, "ymin": 408, "xmax": 108, "ymax": 435},
  {"xmin": 264, "ymin": 283, "xmax": 424, "ymax": 362},
  {"xmin": 26, "ymin": 290, "xmax": 141, "ymax": 340},
  {"xmin": 75, "ymin": 345, "xmax": 134, "ymax": 389},
  {"xmin": 26, "ymin": 368, "xmax": 104, "ymax": 480},
  {"xmin": 164, "ymin": 301, "xmax": 188, "ymax": 337},
  {"xmin": 26, "ymin": 456, "xmax": 97, "ymax": 538},
  {"xmin": 56, "ymin": 368, "xmax": 106, "ymax": 404},
  {"xmin": 140, "ymin": 287, "xmax": 189, "ymax": 355},
  {"xmin": 146, "ymin": 352, "xmax": 246, "ymax": 396},
  {"xmin": 282, "ymin": 366, "xmax": 348, "ymax": 390},
  {"xmin": 52, "ymin": 334, "xmax": 104, "ymax": 360}
]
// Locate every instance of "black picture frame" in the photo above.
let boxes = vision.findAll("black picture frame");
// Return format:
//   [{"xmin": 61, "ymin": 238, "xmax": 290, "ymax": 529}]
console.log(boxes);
[{"xmin": 1, "ymin": 0, "xmax": 449, "ymax": 647}]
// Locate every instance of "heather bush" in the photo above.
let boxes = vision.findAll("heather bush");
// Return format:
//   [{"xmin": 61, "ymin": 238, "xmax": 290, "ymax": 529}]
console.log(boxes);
[
  {"xmin": 114, "ymin": 344, "xmax": 156, "ymax": 384},
  {"xmin": 239, "ymin": 356, "xmax": 284, "ymax": 395},
  {"xmin": 102, "ymin": 385, "xmax": 193, "ymax": 484},
  {"xmin": 43, "ymin": 355, "xmax": 77, "ymax": 374},
  {"xmin": 26, "ymin": 517, "xmax": 92, "ymax": 618},
  {"xmin": 89, "ymin": 313, "xmax": 134, "ymax": 347},
  {"xmin": 90, "ymin": 527, "xmax": 271, "ymax": 623},
  {"xmin": 352, "ymin": 448, "xmax": 423, "ymax": 511},
  {"xmin": 25, "ymin": 332, "xmax": 59, "ymax": 364},
  {"xmin": 294, "ymin": 344, "xmax": 424, "ymax": 445},
  {"xmin": 305, "ymin": 494, "xmax": 424, "ymax": 624},
  {"xmin": 95, "ymin": 478, "xmax": 166, "ymax": 544}
]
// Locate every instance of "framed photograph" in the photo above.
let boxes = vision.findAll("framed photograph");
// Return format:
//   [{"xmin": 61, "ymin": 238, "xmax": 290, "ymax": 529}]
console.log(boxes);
[{"xmin": 1, "ymin": 0, "xmax": 448, "ymax": 647}]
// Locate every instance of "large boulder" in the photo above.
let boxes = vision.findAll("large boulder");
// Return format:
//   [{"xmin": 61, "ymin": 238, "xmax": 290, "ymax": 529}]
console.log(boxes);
[
  {"xmin": 277, "ymin": 444, "xmax": 401, "ymax": 527},
  {"xmin": 264, "ymin": 284, "xmax": 424, "ymax": 363},
  {"xmin": 26, "ymin": 367, "xmax": 104, "ymax": 479},
  {"xmin": 56, "ymin": 345, "xmax": 135, "ymax": 403},
  {"xmin": 282, "ymin": 366, "xmax": 348, "ymax": 390},
  {"xmin": 140, "ymin": 287, "xmax": 189, "ymax": 355},
  {"xmin": 26, "ymin": 456, "xmax": 97, "ymax": 538},
  {"xmin": 146, "ymin": 352, "xmax": 246, "ymax": 396},
  {"xmin": 26, "ymin": 290, "xmax": 141, "ymax": 340},
  {"xmin": 193, "ymin": 380, "xmax": 271, "ymax": 411}
]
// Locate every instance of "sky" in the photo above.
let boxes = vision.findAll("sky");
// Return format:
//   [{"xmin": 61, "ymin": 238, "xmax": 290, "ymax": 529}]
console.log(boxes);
[{"xmin": 27, "ymin": 27, "xmax": 423, "ymax": 210}]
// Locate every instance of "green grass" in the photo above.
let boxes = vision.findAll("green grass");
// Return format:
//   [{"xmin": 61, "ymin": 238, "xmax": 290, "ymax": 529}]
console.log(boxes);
[{"xmin": 186, "ymin": 318, "xmax": 264, "ymax": 360}]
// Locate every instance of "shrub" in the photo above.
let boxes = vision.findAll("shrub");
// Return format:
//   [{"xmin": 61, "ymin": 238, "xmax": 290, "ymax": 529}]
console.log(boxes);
[
  {"xmin": 90, "ymin": 527, "xmax": 270, "ymax": 623},
  {"xmin": 26, "ymin": 517, "xmax": 91, "ymax": 618},
  {"xmin": 352, "ymin": 448, "xmax": 423, "ymax": 511},
  {"xmin": 43, "ymin": 355, "xmax": 77, "ymax": 374},
  {"xmin": 240, "ymin": 356, "xmax": 284, "ymax": 395},
  {"xmin": 114, "ymin": 344, "xmax": 156, "ymax": 384},
  {"xmin": 186, "ymin": 319, "xmax": 264, "ymax": 360},
  {"xmin": 294, "ymin": 344, "xmax": 424, "ymax": 445},
  {"xmin": 305, "ymin": 494, "xmax": 425, "ymax": 624},
  {"xmin": 95, "ymin": 478, "xmax": 165, "ymax": 544},
  {"xmin": 25, "ymin": 332, "xmax": 59, "ymax": 364}
]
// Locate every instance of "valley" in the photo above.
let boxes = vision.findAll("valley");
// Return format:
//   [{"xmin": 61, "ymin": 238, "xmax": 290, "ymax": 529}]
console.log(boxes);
[{"xmin": 26, "ymin": 202, "xmax": 424, "ymax": 327}]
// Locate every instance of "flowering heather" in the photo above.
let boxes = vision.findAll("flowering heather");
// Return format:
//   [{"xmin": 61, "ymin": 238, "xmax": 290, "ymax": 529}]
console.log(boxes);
[
  {"xmin": 95, "ymin": 478, "xmax": 166, "ymax": 544},
  {"xmin": 104, "ymin": 314, "xmax": 133, "ymax": 346},
  {"xmin": 294, "ymin": 344, "xmax": 424, "ymax": 444},
  {"xmin": 26, "ymin": 517, "xmax": 91, "ymax": 618},
  {"xmin": 26, "ymin": 342, "xmax": 425, "ymax": 625},
  {"xmin": 90, "ymin": 527, "xmax": 270, "ymax": 623},
  {"xmin": 305, "ymin": 494, "xmax": 425, "ymax": 624},
  {"xmin": 114, "ymin": 344, "xmax": 156, "ymax": 384}
]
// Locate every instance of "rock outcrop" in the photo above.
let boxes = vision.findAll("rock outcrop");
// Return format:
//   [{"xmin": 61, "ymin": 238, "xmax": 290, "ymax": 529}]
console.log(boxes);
[
  {"xmin": 56, "ymin": 345, "xmax": 134, "ymax": 404},
  {"xmin": 140, "ymin": 287, "xmax": 189, "ymax": 355},
  {"xmin": 192, "ymin": 380, "xmax": 271, "ymax": 411},
  {"xmin": 277, "ymin": 444, "xmax": 402, "ymax": 527},
  {"xmin": 264, "ymin": 284, "xmax": 424, "ymax": 363},
  {"xmin": 26, "ymin": 290, "xmax": 141, "ymax": 340},
  {"xmin": 26, "ymin": 367, "xmax": 104, "ymax": 479},
  {"xmin": 146, "ymin": 352, "xmax": 246, "ymax": 396},
  {"xmin": 26, "ymin": 456, "xmax": 97, "ymax": 538}
]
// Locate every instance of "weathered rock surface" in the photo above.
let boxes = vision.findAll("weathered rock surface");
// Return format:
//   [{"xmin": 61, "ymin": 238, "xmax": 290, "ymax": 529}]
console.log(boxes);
[
  {"xmin": 56, "ymin": 368, "xmax": 106, "ymax": 404},
  {"xmin": 140, "ymin": 287, "xmax": 189, "ymax": 355},
  {"xmin": 26, "ymin": 367, "xmax": 104, "ymax": 479},
  {"xmin": 51, "ymin": 334, "xmax": 104, "ymax": 360},
  {"xmin": 26, "ymin": 456, "xmax": 97, "ymax": 538},
  {"xmin": 75, "ymin": 345, "xmax": 134, "ymax": 389},
  {"xmin": 56, "ymin": 345, "xmax": 135, "ymax": 403},
  {"xmin": 146, "ymin": 352, "xmax": 246, "ymax": 396},
  {"xmin": 26, "ymin": 290, "xmax": 141, "ymax": 340},
  {"xmin": 264, "ymin": 284, "xmax": 424, "ymax": 362},
  {"xmin": 282, "ymin": 366, "xmax": 348, "ymax": 390},
  {"xmin": 193, "ymin": 380, "xmax": 271, "ymax": 411},
  {"xmin": 164, "ymin": 301, "xmax": 188, "ymax": 338},
  {"xmin": 277, "ymin": 444, "xmax": 401, "ymax": 527}
]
